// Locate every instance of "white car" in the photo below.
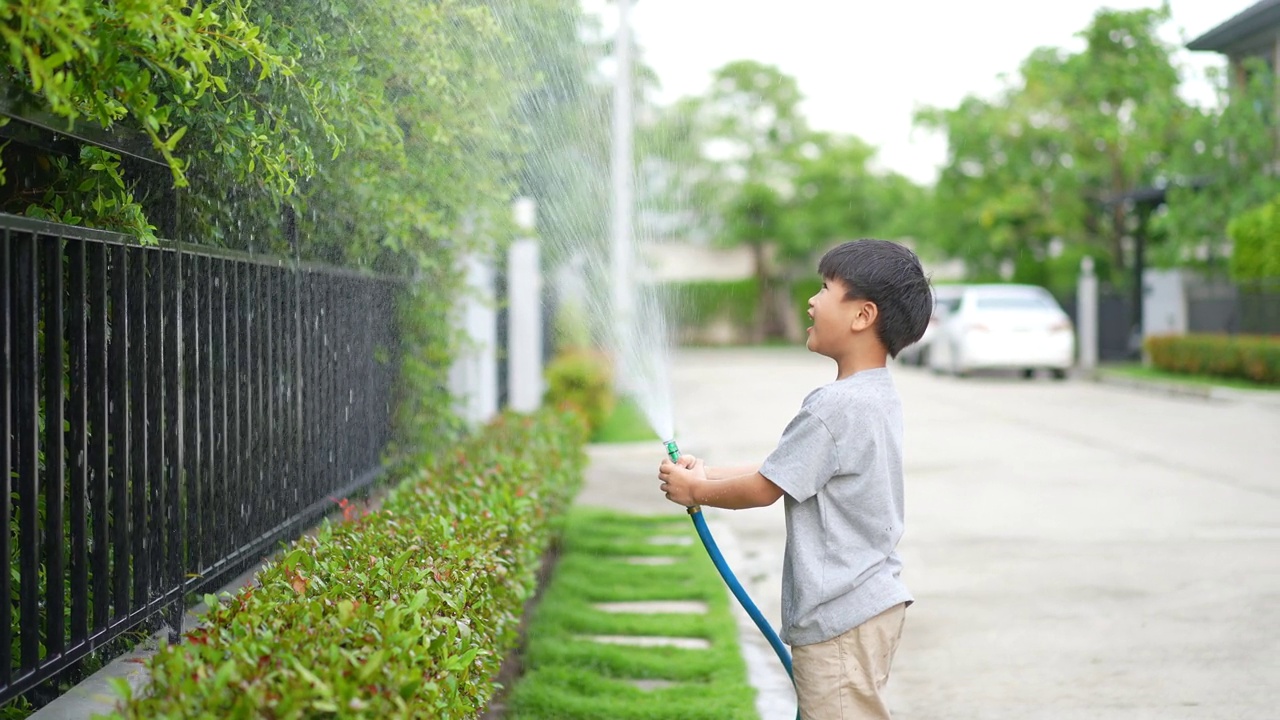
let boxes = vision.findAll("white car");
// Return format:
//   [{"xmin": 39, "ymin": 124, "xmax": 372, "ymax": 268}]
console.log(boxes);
[
  {"xmin": 898, "ymin": 284, "xmax": 966, "ymax": 367},
  {"xmin": 928, "ymin": 284, "xmax": 1075, "ymax": 379}
]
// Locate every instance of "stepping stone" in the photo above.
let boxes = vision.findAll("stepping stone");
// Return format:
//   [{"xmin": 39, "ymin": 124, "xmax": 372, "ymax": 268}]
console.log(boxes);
[
  {"xmin": 629, "ymin": 679, "xmax": 677, "ymax": 692},
  {"xmin": 581, "ymin": 634, "xmax": 711, "ymax": 650},
  {"xmin": 624, "ymin": 556, "xmax": 678, "ymax": 566},
  {"xmin": 594, "ymin": 600, "xmax": 708, "ymax": 615},
  {"xmin": 647, "ymin": 535, "xmax": 693, "ymax": 546}
]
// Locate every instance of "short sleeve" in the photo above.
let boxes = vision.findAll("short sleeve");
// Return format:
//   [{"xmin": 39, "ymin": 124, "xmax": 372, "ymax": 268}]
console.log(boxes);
[{"xmin": 759, "ymin": 408, "xmax": 839, "ymax": 504}]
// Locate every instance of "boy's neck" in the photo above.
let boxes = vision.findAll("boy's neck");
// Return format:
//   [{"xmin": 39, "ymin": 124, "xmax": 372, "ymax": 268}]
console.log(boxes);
[{"xmin": 833, "ymin": 345, "xmax": 888, "ymax": 380}]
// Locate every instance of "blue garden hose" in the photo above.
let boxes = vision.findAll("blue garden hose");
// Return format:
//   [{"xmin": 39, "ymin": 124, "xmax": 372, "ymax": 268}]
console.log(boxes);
[{"xmin": 664, "ymin": 440, "xmax": 799, "ymax": 718}]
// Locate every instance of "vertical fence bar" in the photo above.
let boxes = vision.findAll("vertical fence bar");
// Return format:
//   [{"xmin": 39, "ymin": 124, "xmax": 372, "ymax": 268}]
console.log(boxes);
[
  {"xmin": 280, "ymin": 265, "xmax": 290, "ymax": 515},
  {"xmin": 13, "ymin": 233, "xmax": 40, "ymax": 669},
  {"xmin": 362, "ymin": 284, "xmax": 374, "ymax": 471},
  {"xmin": 212, "ymin": 260, "xmax": 227, "ymax": 561},
  {"xmin": 331, "ymin": 276, "xmax": 343, "ymax": 489},
  {"xmin": 382, "ymin": 282, "xmax": 397, "ymax": 453},
  {"xmin": 237, "ymin": 261, "xmax": 250, "ymax": 544},
  {"xmin": 68, "ymin": 239, "xmax": 90, "ymax": 644},
  {"xmin": 293, "ymin": 266, "xmax": 304, "ymax": 516},
  {"xmin": 163, "ymin": 249, "xmax": 182, "ymax": 631},
  {"xmin": 310, "ymin": 274, "xmax": 322, "ymax": 501},
  {"xmin": 109, "ymin": 247, "xmax": 130, "ymax": 618},
  {"xmin": 1, "ymin": 230, "xmax": 12, "ymax": 683},
  {"xmin": 131, "ymin": 248, "xmax": 149, "ymax": 608},
  {"xmin": 265, "ymin": 266, "xmax": 277, "ymax": 524},
  {"xmin": 87, "ymin": 243, "xmax": 110, "ymax": 631},
  {"xmin": 42, "ymin": 235, "xmax": 67, "ymax": 657},
  {"xmin": 147, "ymin": 250, "xmax": 165, "ymax": 600},
  {"xmin": 338, "ymin": 276, "xmax": 350, "ymax": 486},
  {"xmin": 321, "ymin": 275, "xmax": 333, "ymax": 497},
  {"xmin": 184, "ymin": 254, "xmax": 201, "ymax": 576},
  {"xmin": 203, "ymin": 256, "xmax": 216, "ymax": 571},
  {"xmin": 284, "ymin": 265, "xmax": 296, "ymax": 515},
  {"xmin": 251, "ymin": 264, "xmax": 264, "ymax": 538},
  {"xmin": 299, "ymin": 272, "xmax": 312, "ymax": 509}
]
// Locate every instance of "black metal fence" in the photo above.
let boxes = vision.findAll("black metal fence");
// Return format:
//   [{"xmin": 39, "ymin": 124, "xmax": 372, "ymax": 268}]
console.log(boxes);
[
  {"xmin": 1, "ymin": 213, "xmax": 402, "ymax": 702},
  {"xmin": 1062, "ymin": 277, "xmax": 1280, "ymax": 362},
  {"xmin": 1187, "ymin": 279, "xmax": 1280, "ymax": 335},
  {"xmin": 1062, "ymin": 288, "xmax": 1140, "ymax": 361}
]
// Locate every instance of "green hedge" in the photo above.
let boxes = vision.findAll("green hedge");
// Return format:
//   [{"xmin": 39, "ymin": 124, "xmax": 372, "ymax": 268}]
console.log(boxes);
[
  {"xmin": 1144, "ymin": 334, "xmax": 1280, "ymax": 385},
  {"xmin": 663, "ymin": 278, "xmax": 819, "ymax": 343},
  {"xmin": 107, "ymin": 407, "xmax": 587, "ymax": 719},
  {"xmin": 665, "ymin": 279, "xmax": 757, "ymax": 330}
]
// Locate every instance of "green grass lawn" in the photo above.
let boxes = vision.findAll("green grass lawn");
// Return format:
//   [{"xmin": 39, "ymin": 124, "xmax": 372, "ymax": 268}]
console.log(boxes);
[
  {"xmin": 591, "ymin": 397, "xmax": 661, "ymax": 444},
  {"xmin": 1100, "ymin": 363, "xmax": 1278, "ymax": 392},
  {"xmin": 503, "ymin": 508, "xmax": 758, "ymax": 720}
]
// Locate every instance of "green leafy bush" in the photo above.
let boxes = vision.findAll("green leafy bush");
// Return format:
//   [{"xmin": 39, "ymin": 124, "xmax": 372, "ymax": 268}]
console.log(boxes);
[
  {"xmin": 1228, "ymin": 196, "xmax": 1280, "ymax": 282},
  {"xmin": 106, "ymin": 407, "xmax": 586, "ymax": 719},
  {"xmin": 1144, "ymin": 334, "xmax": 1280, "ymax": 385},
  {"xmin": 543, "ymin": 350, "xmax": 614, "ymax": 436}
]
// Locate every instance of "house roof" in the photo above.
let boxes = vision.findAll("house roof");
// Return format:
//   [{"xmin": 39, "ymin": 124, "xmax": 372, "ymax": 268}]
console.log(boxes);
[{"xmin": 1187, "ymin": 0, "xmax": 1280, "ymax": 53}]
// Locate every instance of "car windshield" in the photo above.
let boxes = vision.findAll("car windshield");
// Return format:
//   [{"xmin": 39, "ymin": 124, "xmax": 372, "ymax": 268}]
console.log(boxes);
[{"xmin": 974, "ymin": 294, "xmax": 1058, "ymax": 311}]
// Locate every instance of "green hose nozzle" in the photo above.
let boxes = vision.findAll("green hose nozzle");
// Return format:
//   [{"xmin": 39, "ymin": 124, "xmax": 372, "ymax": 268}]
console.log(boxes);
[{"xmin": 664, "ymin": 439, "xmax": 680, "ymax": 462}]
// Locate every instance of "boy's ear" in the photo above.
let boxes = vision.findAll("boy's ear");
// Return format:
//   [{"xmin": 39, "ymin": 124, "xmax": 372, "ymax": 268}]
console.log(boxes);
[{"xmin": 849, "ymin": 300, "xmax": 879, "ymax": 332}]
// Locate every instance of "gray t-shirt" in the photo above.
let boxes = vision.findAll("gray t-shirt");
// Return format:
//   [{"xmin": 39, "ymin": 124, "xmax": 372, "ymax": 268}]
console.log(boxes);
[{"xmin": 759, "ymin": 367, "xmax": 912, "ymax": 647}]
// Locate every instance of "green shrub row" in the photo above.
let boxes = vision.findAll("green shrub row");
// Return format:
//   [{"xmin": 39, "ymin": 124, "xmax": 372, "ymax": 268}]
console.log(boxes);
[
  {"xmin": 106, "ymin": 407, "xmax": 587, "ymax": 720},
  {"xmin": 1144, "ymin": 334, "xmax": 1280, "ymax": 385},
  {"xmin": 662, "ymin": 278, "xmax": 818, "ymax": 344},
  {"xmin": 664, "ymin": 279, "xmax": 757, "ymax": 333}
]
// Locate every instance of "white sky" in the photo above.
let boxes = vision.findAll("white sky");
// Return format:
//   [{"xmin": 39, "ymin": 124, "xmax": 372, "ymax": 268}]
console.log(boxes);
[{"xmin": 591, "ymin": 0, "xmax": 1258, "ymax": 185}]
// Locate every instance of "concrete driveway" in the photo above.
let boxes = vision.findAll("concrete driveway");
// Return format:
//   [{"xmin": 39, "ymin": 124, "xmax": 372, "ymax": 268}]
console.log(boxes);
[{"xmin": 650, "ymin": 346, "xmax": 1279, "ymax": 719}]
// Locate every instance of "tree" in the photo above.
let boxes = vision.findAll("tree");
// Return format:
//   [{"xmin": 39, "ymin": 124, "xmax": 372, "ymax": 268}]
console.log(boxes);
[
  {"xmin": 685, "ymin": 60, "xmax": 809, "ymax": 341},
  {"xmin": 1158, "ymin": 58, "xmax": 1280, "ymax": 270},
  {"xmin": 643, "ymin": 61, "xmax": 933, "ymax": 341},
  {"xmin": 916, "ymin": 5, "xmax": 1195, "ymax": 291},
  {"xmin": 786, "ymin": 132, "xmax": 927, "ymax": 254}
]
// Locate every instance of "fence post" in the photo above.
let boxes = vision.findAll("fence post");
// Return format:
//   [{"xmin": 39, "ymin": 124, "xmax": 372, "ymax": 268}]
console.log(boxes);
[
  {"xmin": 508, "ymin": 199, "xmax": 542, "ymax": 413},
  {"xmin": 449, "ymin": 249, "xmax": 499, "ymax": 426},
  {"xmin": 1077, "ymin": 256, "xmax": 1098, "ymax": 374}
]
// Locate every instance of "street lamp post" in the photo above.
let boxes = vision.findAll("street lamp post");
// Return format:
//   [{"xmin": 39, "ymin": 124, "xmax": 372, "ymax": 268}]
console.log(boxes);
[{"xmin": 611, "ymin": 0, "xmax": 634, "ymax": 388}]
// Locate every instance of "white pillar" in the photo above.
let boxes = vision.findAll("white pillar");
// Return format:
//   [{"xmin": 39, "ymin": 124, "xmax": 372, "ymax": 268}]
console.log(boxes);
[
  {"xmin": 508, "ymin": 200, "xmax": 542, "ymax": 412},
  {"xmin": 449, "ymin": 252, "xmax": 498, "ymax": 425},
  {"xmin": 1077, "ymin": 256, "xmax": 1098, "ymax": 373},
  {"xmin": 610, "ymin": 0, "xmax": 635, "ymax": 392}
]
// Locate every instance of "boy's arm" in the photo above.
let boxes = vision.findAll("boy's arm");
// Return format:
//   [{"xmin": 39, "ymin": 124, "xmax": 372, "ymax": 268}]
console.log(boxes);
[
  {"xmin": 705, "ymin": 463, "xmax": 761, "ymax": 481},
  {"xmin": 660, "ymin": 457, "xmax": 783, "ymax": 510},
  {"xmin": 694, "ymin": 470, "xmax": 784, "ymax": 510}
]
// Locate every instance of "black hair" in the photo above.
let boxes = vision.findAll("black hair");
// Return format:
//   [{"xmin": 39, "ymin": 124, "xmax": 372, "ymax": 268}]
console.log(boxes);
[{"xmin": 817, "ymin": 239, "xmax": 933, "ymax": 358}]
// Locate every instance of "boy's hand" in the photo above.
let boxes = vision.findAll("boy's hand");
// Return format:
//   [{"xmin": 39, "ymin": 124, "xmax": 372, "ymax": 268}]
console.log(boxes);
[{"xmin": 658, "ymin": 455, "xmax": 705, "ymax": 507}]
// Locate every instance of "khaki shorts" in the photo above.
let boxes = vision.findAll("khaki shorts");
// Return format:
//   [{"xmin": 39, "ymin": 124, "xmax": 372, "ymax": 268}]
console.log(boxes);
[{"xmin": 792, "ymin": 603, "xmax": 908, "ymax": 720}]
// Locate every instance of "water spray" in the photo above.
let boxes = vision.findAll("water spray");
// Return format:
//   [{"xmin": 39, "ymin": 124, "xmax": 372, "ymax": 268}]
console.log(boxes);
[{"xmin": 664, "ymin": 439, "xmax": 798, "ymax": 715}]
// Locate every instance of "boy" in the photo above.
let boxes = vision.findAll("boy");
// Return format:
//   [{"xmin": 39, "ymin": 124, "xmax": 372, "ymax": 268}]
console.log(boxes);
[{"xmin": 657, "ymin": 239, "xmax": 933, "ymax": 719}]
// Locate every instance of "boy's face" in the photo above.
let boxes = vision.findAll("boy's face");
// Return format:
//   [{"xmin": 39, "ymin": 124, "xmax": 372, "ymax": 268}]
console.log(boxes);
[{"xmin": 806, "ymin": 276, "xmax": 860, "ymax": 358}]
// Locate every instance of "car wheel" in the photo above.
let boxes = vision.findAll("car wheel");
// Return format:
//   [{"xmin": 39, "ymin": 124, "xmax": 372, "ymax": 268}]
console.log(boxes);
[
  {"xmin": 950, "ymin": 346, "xmax": 967, "ymax": 378},
  {"xmin": 1051, "ymin": 368, "xmax": 1068, "ymax": 380}
]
